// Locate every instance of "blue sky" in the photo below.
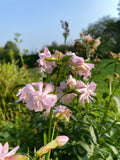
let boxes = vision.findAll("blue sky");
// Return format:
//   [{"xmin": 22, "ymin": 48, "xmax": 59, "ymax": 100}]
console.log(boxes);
[{"xmin": 0, "ymin": 0, "xmax": 119, "ymax": 52}]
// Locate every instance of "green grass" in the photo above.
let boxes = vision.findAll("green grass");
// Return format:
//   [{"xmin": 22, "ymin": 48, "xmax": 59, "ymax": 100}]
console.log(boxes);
[{"xmin": 91, "ymin": 59, "xmax": 120, "ymax": 96}]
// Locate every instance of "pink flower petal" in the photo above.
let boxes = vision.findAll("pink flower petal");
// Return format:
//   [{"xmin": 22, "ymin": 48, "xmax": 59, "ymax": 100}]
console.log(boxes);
[
  {"xmin": 43, "ymin": 84, "xmax": 55, "ymax": 95},
  {"xmin": 42, "ymin": 94, "xmax": 57, "ymax": 110},
  {"xmin": 0, "ymin": 143, "xmax": 2, "ymax": 155},
  {"xmin": 5, "ymin": 146, "xmax": 19, "ymax": 157},
  {"xmin": 2, "ymin": 142, "xmax": 9, "ymax": 156}
]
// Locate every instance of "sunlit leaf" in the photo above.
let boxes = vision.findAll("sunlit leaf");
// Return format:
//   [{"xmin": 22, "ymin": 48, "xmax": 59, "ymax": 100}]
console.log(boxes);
[{"xmin": 113, "ymin": 96, "xmax": 120, "ymax": 113}]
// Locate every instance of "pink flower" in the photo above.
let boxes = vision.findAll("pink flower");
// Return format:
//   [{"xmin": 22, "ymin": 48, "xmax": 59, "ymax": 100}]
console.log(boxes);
[
  {"xmin": 16, "ymin": 83, "xmax": 35, "ymax": 103},
  {"xmin": 76, "ymin": 63, "xmax": 94, "ymax": 79},
  {"xmin": 56, "ymin": 81, "xmax": 76, "ymax": 104},
  {"xmin": 68, "ymin": 54, "xmax": 94, "ymax": 78},
  {"xmin": 76, "ymin": 81, "xmax": 96, "ymax": 104},
  {"xmin": 70, "ymin": 55, "xmax": 84, "ymax": 67},
  {"xmin": 64, "ymin": 51, "xmax": 76, "ymax": 56},
  {"xmin": 16, "ymin": 82, "xmax": 57, "ymax": 112},
  {"xmin": 37, "ymin": 47, "xmax": 56, "ymax": 74},
  {"xmin": 66, "ymin": 75, "xmax": 77, "ymax": 89},
  {"xmin": 0, "ymin": 142, "xmax": 19, "ymax": 160},
  {"xmin": 60, "ymin": 93, "xmax": 76, "ymax": 104},
  {"xmin": 83, "ymin": 34, "xmax": 93, "ymax": 41},
  {"xmin": 53, "ymin": 105, "xmax": 72, "ymax": 121}
]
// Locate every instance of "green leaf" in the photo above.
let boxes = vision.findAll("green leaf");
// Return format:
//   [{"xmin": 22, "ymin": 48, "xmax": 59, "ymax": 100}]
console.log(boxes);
[
  {"xmin": 106, "ymin": 155, "xmax": 113, "ymax": 160},
  {"xmin": 104, "ymin": 62, "xmax": 114, "ymax": 69},
  {"xmin": 106, "ymin": 144, "xmax": 118, "ymax": 155},
  {"xmin": 45, "ymin": 57, "xmax": 57, "ymax": 61},
  {"xmin": 8, "ymin": 101, "xmax": 24, "ymax": 105},
  {"xmin": 95, "ymin": 52, "xmax": 103, "ymax": 58},
  {"xmin": 60, "ymin": 55, "xmax": 72, "ymax": 62},
  {"xmin": 89, "ymin": 126, "xmax": 97, "ymax": 144},
  {"xmin": 113, "ymin": 96, "xmax": 120, "ymax": 113},
  {"xmin": 102, "ymin": 92, "xmax": 109, "ymax": 99},
  {"xmin": 79, "ymin": 141, "xmax": 91, "ymax": 153}
]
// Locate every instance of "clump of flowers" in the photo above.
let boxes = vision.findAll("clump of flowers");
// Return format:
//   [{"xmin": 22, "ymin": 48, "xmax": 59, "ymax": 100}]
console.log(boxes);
[
  {"xmin": 80, "ymin": 32, "xmax": 101, "ymax": 61},
  {"xmin": 15, "ymin": 46, "xmax": 96, "ymax": 159}
]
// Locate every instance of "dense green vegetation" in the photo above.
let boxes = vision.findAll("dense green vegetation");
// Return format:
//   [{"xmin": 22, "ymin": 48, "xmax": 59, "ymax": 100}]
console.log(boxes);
[{"xmin": 0, "ymin": 58, "xmax": 120, "ymax": 159}]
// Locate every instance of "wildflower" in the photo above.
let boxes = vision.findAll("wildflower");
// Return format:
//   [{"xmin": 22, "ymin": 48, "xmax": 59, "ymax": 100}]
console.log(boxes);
[
  {"xmin": 56, "ymin": 81, "xmax": 76, "ymax": 104},
  {"xmin": 53, "ymin": 105, "xmax": 72, "ymax": 121},
  {"xmin": 0, "ymin": 142, "xmax": 19, "ymax": 160},
  {"xmin": 66, "ymin": 75, "xmax": 77, "ymax": 89},
  {"xmin": 16, "ymin": 82, "xmax": 57, "ymax": 112},
  {"xmin": 37, "ymin": 47, "xmax": 56, "ymax": 74},
  {"xmin": 76, "ymin": 81, "xmax": 96, "ymax": 104},
  {"xmin": 37, "ymin": 136, "xmax": 69, "ymax": 157}
]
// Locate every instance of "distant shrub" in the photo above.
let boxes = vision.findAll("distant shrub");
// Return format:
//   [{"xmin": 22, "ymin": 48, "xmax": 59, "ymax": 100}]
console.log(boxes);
[{"xmin": 0, "ymin": 62, "xmax": 35, "ymax": 120}]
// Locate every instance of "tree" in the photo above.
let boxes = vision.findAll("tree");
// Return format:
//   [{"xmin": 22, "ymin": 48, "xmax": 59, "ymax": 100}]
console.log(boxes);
[
  {"xmin": 4, "ymin": 41, "xmax": 19, "ymax": 54},
  {"xmin": 82, "ymin": 16, "xmax": 119, "ymax": 57},
  {"xmin": 117, "ymin": 0, "xmax": 120, "ymax": 17}
]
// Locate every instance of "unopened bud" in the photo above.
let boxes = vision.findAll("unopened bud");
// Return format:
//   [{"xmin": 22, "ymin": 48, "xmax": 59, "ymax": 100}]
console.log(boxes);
[
  {"xmin": 37, "ymin": 136, "xmax": 69, "ymax": 156},
  {"xmin": 56, "ymin": 136, "xmax": 69, "ymax": 146},
  {"xmin": 114, "ymin": 72, "xmax": 119, "ymax": 78},
  {"xmin": 4, "ymin": 155, "xmax": 27, "ymax": 160}
]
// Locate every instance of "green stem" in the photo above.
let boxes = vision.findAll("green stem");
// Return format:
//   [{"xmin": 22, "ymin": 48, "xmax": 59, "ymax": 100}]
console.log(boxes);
[
  {"xmin": 43, "ymin": 130, "xmax": 47, "ymax": 145},
  {"xmin": 54, "ymin": 70, "xmax": 60, "ymax": 94},
  {"xmin": 99, "ymin": 82, "xmax": 120, "ymax": 135},
  {"xmin": 51, "ymin": 122, "xmax": 56, "ymax": 141},
  {"xmin": 48, "ymin": 107, "xmax": 54, "ymax": 143},
  {"xmin": 46, "ymin": 122, "xmax": 56, "ymax": 160}
]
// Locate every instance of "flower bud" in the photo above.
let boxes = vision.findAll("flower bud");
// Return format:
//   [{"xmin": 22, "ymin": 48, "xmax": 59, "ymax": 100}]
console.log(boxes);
[
  {"xmin": 4, "ymin": 155, "xmax": 27, "ymax": 160},
  {"xmin": 37, "ymin": 135, "xmax": 69, "ymax": 156},
  {"xmin": 55, "ymin": 136, "xmax": 69, "ymax": 146}
]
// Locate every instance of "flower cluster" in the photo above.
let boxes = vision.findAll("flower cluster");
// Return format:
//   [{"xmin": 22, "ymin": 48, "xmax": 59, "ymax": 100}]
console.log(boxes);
[
  {"xmin": 80, "ymin": 32, "xmax": 101, "ymax": 60},
  {"xmin": 16, "ymin": 47, "xmax": 96, "ymax": 120},
  {"xmin": 57, "ymin": 74, "xmax": 96, "ymax": 104}
]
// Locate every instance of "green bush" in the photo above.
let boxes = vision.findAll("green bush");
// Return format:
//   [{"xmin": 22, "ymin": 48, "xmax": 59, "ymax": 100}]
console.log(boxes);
[{"xmin": 0, "ymin": 62, "xmax": 36, "ymax": 120}]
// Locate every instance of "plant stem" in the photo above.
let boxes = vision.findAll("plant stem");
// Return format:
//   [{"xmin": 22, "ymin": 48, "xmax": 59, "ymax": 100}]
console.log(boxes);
[
  {"xmin": 48, "ymin": 107, "xmax": 54, "ymax": 143},
  {"xmin": 46, "ymin": 122, "xmax": 56, "ymax": 160},
  {"xmin": 99, "ymin": 82, "xmax": 120, "ymax": 135}
]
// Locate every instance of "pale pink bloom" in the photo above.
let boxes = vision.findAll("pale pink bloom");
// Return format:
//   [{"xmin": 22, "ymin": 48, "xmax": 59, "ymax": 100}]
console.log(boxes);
[
  {"xmin": 76, "ymin": 81, "xmax": 96, "ymax": 104},
  {"xmin": 83, "ymin": 34, "xmax": 93, "ymax": 41},
  {"xmin": 64, "ymin": 51, "xmax": 76, "ymax": 56},
  {"xmin": 16, "ymin": 82, "xmax": 57, "ymax": 112},
  {"xmin": 16, "ymin": 83, "xmax": 35, "ymax": 103},
  {"xmin": 66, "ymin": 75, "xmax": 77, "ymax": 89},
  {"xmin": 56, "ymin": 136, "xmax": 69, "ymax": 146},
  {"xmin": 56, "ymin": 81, "xmax": 76, "ymax": 104},
  {"xmin": 68, "ymin": 54, "xmax": 94, "ymax": 78},
  {"xmin": 56, "ymin": 81, "xmax": 67, "ymax": 93},
  {"xmin": 76, "ymin": 63, "xmax": 94, "ymax": 78},
  {"xmin": 94, "ymin": 37, "xmax": 101, "ymax": 47},
  {"xmin": 0, "ymin": 142, "xmax": 19, "ymax": 160},
  {"xmin": 53, "ymin": 105, "xmax": 72, "ymax": 121},
  {"xmin": 37, "ymin": 47, "xmax": 56, "ymax": 74},
  {"xmin": 60, "ymin": 93, "xmax": 76, "ymax": 104},
  {"xmin": 70, "ymin": 55, "xmax": 84, "ymax": 67},
  {"xmin": 41, "ymin": 105, "xmax": 72, "ymax": 121}
]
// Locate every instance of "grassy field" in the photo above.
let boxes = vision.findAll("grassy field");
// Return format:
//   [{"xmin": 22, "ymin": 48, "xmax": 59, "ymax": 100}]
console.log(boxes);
[
  {"xmin": 91, "ymin": 59, "xmax": 120, "ymax": 97},
  {"xmin": 30, "ymin": 58, "xmax": 120, "ymax": 96}
]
